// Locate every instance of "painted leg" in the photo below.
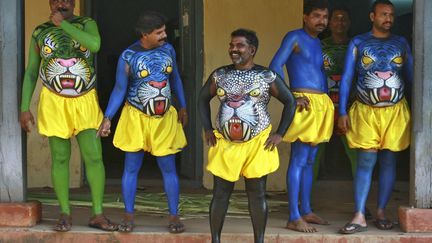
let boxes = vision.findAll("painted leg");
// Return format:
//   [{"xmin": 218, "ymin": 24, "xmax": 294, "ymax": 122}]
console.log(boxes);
[
  {"xmin": 210, "ymin": 176, "xmax": 234, "ymax": 243},
  {"xmin": 375, "ymin": 150, "xmax": 396, "ymax": 230},
  {"xmin": 118, "ymin": 151, "xmax": 144, "ymax": 232},
  {"xmin": 301, "ymin": 146, "xmax": 329, "ymax": 225},
  {"xmin": 77, "ymin": 129, "xmax": 117, "ymax": 231},
  {"xmin": 157, "ymin": 154, "xmax": 184, "ymax": 233},
  {"xmin": 49, "ymin": 136, "xmax": 71, "ymax": 216},
  {"xmin": 313, "ymin": 143, "xmax": 325, "ymax": 182},
  {"xmin": 339, "ymin": 150, "xmax": 377, "ymax": 234},
  {"xmin": 286, "ymin": 141, "xmax": 316, "ymax": 232},
  {"xmin": 340, "ymin": 135, "xmax": 358, "ymax": 178},
  {"xmin": 122, "ymin": 151, "xmax": 144, "ymax": 214},
  {"xmin": 245, "ymin": 176, "xmax": 268, "ymax": 243}
]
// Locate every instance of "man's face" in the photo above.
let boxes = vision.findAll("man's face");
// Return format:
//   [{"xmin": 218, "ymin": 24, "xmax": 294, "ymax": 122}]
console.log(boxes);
[
  {"xmin": 142, "ymin": 25, "xmax": 167, "ymax": 48},
  {"xmin": 329, "ymin": 10, "xmax": 350, "ymax": 35},
  {"xmin": 370, "ymin": 3, "xmax": 394, "ymax": 32},
  {"xmin": 49, "ymin": 0, "xmax": 75, "ymax": 19},
  {"xmin": 304, "ymin": 8, "xmax": 329, "ymax": 35},
  {"xmin": 228, "ymin": 36, "xmax": 255, "ymax": 66}
]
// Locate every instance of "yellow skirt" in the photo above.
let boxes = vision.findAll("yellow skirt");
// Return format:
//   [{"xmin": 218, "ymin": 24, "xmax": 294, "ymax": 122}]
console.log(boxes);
[
  {"xmin": 113, "ymin": 103, "xmax": 187, "ymax": 156},
  {"xmin": 207, "ymin": 125, "xmax": 279, "ymax": 182},
  {"xmin": 283, "ymin": 92, "xmax": 334, "ymax": 145},
  {"xmin": 37, "ymin": 87, "xmax": 103, "ymax": 139},
  {"xmin": 346, "ymin": 99, "xmax": 411, "ymax": 151}
]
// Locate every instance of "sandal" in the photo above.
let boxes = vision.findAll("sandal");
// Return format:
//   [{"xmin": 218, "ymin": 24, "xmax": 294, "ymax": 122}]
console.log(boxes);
[
  {"xmin": 168, "ymin": 215, "xmax": 185, "ymax": 234},
  {"xmin": 53, "ymin": 213, "xmax": 72, "ymax": 232},
  {"xmin": 118, "ymin": 213, "xmax": 134, "ymax": 233},
  {"xmin": 374, "ymin": 219, "xmax": 393, "ymax": 230},
  {"xmin": 88, "ymin": 214, "xmax": 118, "ymax": 231},
  {"xmin": 339, "ymin": 223, "xmax": 368, "ymax": 234}
]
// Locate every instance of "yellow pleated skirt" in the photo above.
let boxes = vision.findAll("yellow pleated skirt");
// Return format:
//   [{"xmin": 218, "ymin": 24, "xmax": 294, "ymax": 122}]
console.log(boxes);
[
  {"xmin": 346, "ymin": 99, "xmax": 411, "ymax": 151},
  {"xmin": 113, "ymin": 103, "xmax": 187, "ymax": 156},
  {"xmin": 37, "ymin": 87, "xmax": 103, "ymax": 139},
  {"xmin": 207, "ymin": 125, "xmax": 279, "ymax": 182},
  {"xmin": 283, "ymin": 92, "xmax": 334, "ymax": 145}
]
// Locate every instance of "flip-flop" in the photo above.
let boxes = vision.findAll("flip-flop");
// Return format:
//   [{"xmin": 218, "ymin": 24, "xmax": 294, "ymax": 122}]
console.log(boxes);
[
  {"xmin": 339, "ymin": 223, "xmax": 368, "ymax": 234},
  {"xmin": 374, "ymin": 219, "xmax": 393, "ymax": 230},
  {"xmin": 88, "ymin": 214, "xmax": 118, "ymax": 231}
]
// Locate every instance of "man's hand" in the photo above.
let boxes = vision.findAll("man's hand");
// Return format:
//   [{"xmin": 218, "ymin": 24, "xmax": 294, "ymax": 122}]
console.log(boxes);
[
  {"xmin": 296, "ymin": 96, "xmax": 310, "ymax": 112},
  {"xmin": 337, "ymin": 115, "xmax": 350, "ymax": 134},
  {"xmin": 50, "ymin": 11, "xmax": 64, "ymax": 26},
  {"xmin": 264, "ymin": 133, "xmax": 283, "ymax": 151},
  {"xmin": 178, "ymin": 107, "xmax": 188, "ymax": 127},
  {"xmin": 96, "ymin": 118, "xmax": 112, "ymax": 137},
  {"xmin": 204, "ymin": 130, "xmax": 216, "ymax": 147},
  {"xmin": 20, "ymin": 111, "xmax": 35, "ymax": 133}
]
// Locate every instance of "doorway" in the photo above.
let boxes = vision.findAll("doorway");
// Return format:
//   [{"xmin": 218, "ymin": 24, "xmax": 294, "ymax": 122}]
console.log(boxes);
[{"xmin": 87, "ymin": 0, "xmax": 203, "ymax": 183}]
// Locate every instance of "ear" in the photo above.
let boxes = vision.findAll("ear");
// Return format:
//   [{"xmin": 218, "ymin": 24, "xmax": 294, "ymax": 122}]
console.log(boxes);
[
  {"xmin": 369, "ymin": 12, "xmax": 375, "ymax": 22},
  {"xmin": 250, "ymin": 46, "xmax": 256, "ymax": 56}
]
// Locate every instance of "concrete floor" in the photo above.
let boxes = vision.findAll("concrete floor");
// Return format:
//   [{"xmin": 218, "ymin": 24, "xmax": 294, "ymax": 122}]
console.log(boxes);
[{"xmin": 2, "ymin": 180, "xmax": 432, "ymax": 243}]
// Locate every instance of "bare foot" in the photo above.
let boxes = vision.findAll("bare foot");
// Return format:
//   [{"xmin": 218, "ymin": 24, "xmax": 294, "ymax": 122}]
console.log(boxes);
[
  {"xmin": 302, "ymin": 212, "xmax": 330, "ymax": 225},
  {"xmin": 286, "ymin": 218, "xmax": 317, "ymax": 233}
]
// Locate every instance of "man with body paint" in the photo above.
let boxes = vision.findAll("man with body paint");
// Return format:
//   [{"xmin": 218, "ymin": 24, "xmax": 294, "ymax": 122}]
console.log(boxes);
[
  {"xmin": 270, "ymin": 0, "xmax": 333, "ymax": 233},
  {"xmin": 98, "ymin": 11, "xmax": 187, "ymax": 233},
  {"xmin": 20, "ymin": 0, "xmax": 117, "ymax": 232},
  {"xmin": 199, "ymin": 29, "xmax": 296, "ymax": 243},
  {"xmin": 316, "ymin": 6, "xmax": 357, "ymax": 178},
  {"xmin": 338, "ymin": 0, "xmax": 413, "ymax": 234}
]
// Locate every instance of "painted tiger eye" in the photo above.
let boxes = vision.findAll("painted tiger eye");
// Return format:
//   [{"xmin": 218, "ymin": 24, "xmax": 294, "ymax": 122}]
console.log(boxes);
[
  {"xmin": 43, "ymin": 46, "xmax": 53, "ymax": 54},
  {"xmin": 392, "ymin": 56, "xmax": 403, "ymax": 65},
  {"xmin": 216, "ymin": 88, "xmax": 225, "ymax": 96},
  {"xmin": 249, "ymin": 89, "xmax": 260, "ymax": 97},
  {"xmin": 361, "ymin": 55, "xmax": 374, "ymax": 65},
  {"xmin": 79, "ymin": 46, "xmax": 88, "ymax": 52},
  {"xmin": 140, "ymin": 70, "xmax": 149, "ymax": 78},
  {"xmin": 166, "ymin": 66, "xmax": 173, "ymax": 73}
]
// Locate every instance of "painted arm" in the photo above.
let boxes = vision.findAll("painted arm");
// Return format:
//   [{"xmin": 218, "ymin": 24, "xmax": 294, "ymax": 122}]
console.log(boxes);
[
  {"xmin": 264, "ymin": 76, "xmax": 296, "ymax": 151},
  {"xmin": 198, "ymin": 75, "xmax": 217, "ymax": 146},
  {"xmin": 97, "ymin": 56, "xmax": 128, "ymax": 137},
  {"xmin": 168, "ymin": 46, "xmax": 187, "ymax": 126},
  {"xmin": 20, "ymin": 37, "xmax": 41, "ymax": 132},
  {"xmin": 402, "ymin": 38, "xmax": 414, "ymax": 86},
  {"xmin": 337, "ymin": 40, "xmax": 358, "ymax": 134},
  {"xmin": 338, "ymin": 40, "xmax": 358, "ymax": 116},
  {"xmin": 269, "ymin": 33, "xmax": 297, "ymax": 80},
  {"xmin": 60, "ymin": 19, "xmax": 101, "ymax": 53}
]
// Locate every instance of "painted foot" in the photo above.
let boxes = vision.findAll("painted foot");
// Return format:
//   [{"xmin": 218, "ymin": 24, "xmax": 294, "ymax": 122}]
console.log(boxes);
[
  {"xmin": 168, "ymin": 215, "xmax": 185, "ymax": 233},
  {"xmin": 53, "ymin": 213, "xmax": 72, "ymax": 232},
  {"xmin": 88, "ymin": 214, "xmax": 118, "ymax": 231},
  {"xmin": 118, "ymin": 213, "xmax": 134, "ymax": 233},
  {"xmin": 302, "ymin": 212, "xmax": 329, "ymax": 225},
  {"xmin": 286, "ymin": 218, "xmax": 317, "ymax": 233}
]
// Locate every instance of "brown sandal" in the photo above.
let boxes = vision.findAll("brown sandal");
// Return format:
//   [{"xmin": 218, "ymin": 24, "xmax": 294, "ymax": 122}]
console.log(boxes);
[
  {"xmin": 168, "ymin": 215, "xmax": 185, "ymax": 234},
  {"xmin": 118, "ymin": 213, "xmax": 134, "ymax": 233},
  {"xmin": 53, "ymin": 213, "xmax": 72, "ymax": 232},
  {"xmin": 88, "ymin": 214, "xmax": 118, "ymax": 231}
]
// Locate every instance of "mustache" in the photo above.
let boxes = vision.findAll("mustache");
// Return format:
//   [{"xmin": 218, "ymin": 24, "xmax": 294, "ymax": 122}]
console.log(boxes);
[
  {"xmin": 230, "ymin": 51, "xmax": 241, "ymax": 55},
  {"xmin": 315, "ymin": 24, "xmax": 326, "ymax": 28},
  {"xmin": 158, "ymin": 37, "xmax": 167, "ymax": 42},
  {"xmin": 57, "ymin": 7, "xmax": 68, "ymax": 12}
]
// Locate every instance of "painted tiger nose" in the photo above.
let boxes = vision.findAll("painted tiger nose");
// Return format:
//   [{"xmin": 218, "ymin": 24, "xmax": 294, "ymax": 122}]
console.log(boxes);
[
  {"xmin": 375, "ymin": 71, "xmax": 393, "ymax": 80},
  {"xmin": 57, "ymin": 58, "xmax": 77, "ymax": 67},
  {"xmin": 149, "ymin": 80, "xmax": 167, "ymax": 88}
]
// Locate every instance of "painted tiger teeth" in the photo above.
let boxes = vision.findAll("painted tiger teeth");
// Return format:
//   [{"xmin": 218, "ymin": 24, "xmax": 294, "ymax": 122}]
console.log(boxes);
[
  {"xmin": 391, "ymin": 88, "xmax": 396, "ymax": 102},
  {"xmin": 54, "ymin": 76, "xmax": 62, "ymax": 92},
  {"xmin": 74, "ymin": 76, "xmax": 81, "ymax": 90},
  {"xmin": 371, "ymin": 89, "xmax": 378, "ymax": 104},
  {"xmin": 150, "ymin": 99, "xmax": 155, "ymax": 114},
  {"xmin": 242, "ymin": 122, "xmax": 250, "ymax": 141}
]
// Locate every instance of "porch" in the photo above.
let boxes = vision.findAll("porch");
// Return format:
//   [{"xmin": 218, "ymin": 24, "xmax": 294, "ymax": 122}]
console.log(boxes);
[{"xmin": 1, "ymin": 181, "xmax": 431, "ymax": 243}]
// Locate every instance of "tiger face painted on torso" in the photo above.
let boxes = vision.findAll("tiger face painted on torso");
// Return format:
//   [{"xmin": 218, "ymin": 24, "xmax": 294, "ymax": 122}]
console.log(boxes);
[
  {"xmin": 354, "ymin": 33, "xmax": 410, "ymax": 107},
  {"xmin": 123, "ymin": 43, "xmax": 174, "ymax": 116},
  {"xmin": 213, "ymin": 65, "xmax": 276, "ymax": 142},
  {"xmin": 33, "ymin": 17, "xmax": 95, "ymax": 96}
]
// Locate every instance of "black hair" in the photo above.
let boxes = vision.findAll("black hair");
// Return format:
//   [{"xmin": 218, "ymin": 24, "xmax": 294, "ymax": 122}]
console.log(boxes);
[
  {"xmin": 304, "ymin": 0, "xmax": 328, "ymax": 15},
  {"xmin": 371, "ymin": 0, "xmax": 394, "ymax": 13},
  {"xmin": 135, "ymin": 11, "xmax": 167, "ymax": 36},
  {"xmin": 231, "ymin": 28, "xmax": 259, "ymax": 54}
]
